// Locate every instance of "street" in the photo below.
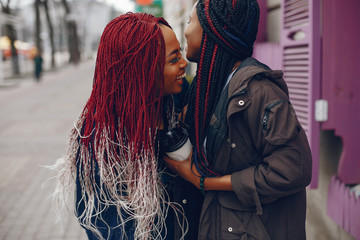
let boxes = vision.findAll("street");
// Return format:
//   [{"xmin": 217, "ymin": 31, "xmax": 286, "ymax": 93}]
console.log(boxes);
[
  {"xmin": 0, "ymin": 60, "xmax": 355, "ymax": 240},
  {"xmin": 0, "ymin": 61, "xmax": 94, "ymax": 240}
]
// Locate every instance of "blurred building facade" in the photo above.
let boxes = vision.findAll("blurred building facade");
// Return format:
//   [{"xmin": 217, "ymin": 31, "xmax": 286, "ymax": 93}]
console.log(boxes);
[
  {"xmin": 0, "ymin": 0, "xmax": 121, "ymax": 80},
  {"xmin": 0, "ymin": 12, "xmax": 24, "ymax": 82},
  {"xmin": 254, "ymin": 1, "xmax": 359, "ymax": 239},
  {"xmin": 133, "ymin": 0, "xmax": 197, "ymax": 77},
  {"xmin": 19, "ymin": 0, "xmax": 117, "ymax": 63},
  {"xmin": 162, "ymin": 0, "xmax": 197, "ymax": 77}
]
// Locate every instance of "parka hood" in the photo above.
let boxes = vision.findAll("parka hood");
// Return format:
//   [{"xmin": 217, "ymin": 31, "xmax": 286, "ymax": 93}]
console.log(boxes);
[{"xmin": 229, "ymin": 57, "xmax": 288, "ymax": 97}]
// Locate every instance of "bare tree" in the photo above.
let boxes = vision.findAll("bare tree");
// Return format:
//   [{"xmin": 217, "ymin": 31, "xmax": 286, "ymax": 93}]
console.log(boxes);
[
  {"xmin": 34, "ymin": 0, "xmax": 57, "ymax": 69},
  {"xmin": 43, "ymin": 0, "xmax": 55, "ymax": 68},
  {"xmin": 0, "ymin": 0, "xmax": 20, "ymax": 75},
  {"xmin": 34, "ymin": 0, "xmax": 41, "ymax": 54},
  {"xmin": 61, "ymin": 0, "xmax": 80, "ymax": 64}
]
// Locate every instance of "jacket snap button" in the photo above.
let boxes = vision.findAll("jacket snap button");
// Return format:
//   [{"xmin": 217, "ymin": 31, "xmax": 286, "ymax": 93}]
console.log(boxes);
[
  {"xmin": 231, "ymin": 143, "xmax": 236, "ymax": 148},
  {"xmin": 182, "ymin": 199, "xmax": 187, "ymax": 204},
  {"xmin": 228, "ymin": 227, "xmax": 233, "ymax": 232},
  {"xmin": 238, "ymin": 100, "xmax": 245, "ymax": 106}
]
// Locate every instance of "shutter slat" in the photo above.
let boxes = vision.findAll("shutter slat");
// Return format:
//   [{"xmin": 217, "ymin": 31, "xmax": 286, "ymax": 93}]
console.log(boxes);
[
  {"xmin": 284, "ymin": 72, "xmax": 309, "ymax": 78},
  {"xmin": 291, "ymin": 104, "xmax": 310, "ymax": 113},
  {"xmin": 285, "ymin": 7, "xmax": 308, "ymax": 17},
  {"xmin": 282, "ymin": 0, "xmax": 321, "ymax": 188},
  {"xmin": 285, "ymin": 0, "xmax": 306, "ymax": 8},
  {"xmin": 294, "ymin": 110, "xmax": 310, "ymax": 120},
  {"xmin": 287, "ymin": 82, "xmax": 309, "ymax": 90},
  {"xmin": 285, "ymin": 77, "xmax": 309, "ymax": 84},
  {"xmin": 284, "ymin": 53, "xmax": 309, "ymax": 60},
  {"xmin": 284, "ymin": 46, "xmax": 308, "ymax": 54},
  {"xmin": 290, "ymin": 98, "xmax": 309, "ymax": 105},
  {"xmin": 285, "ymin": 11, "xmax": 309, "ymax": 23},
  {"xmin": 283, "ymin": 59, "xmax": 309, "ymax": 65},
  {"xmin": 284, "ymin": 66, "xmax": 309, "ymax": 71},
  {"xmin": 288, "ymin": 94, "xmax": 310, "ymax": 102},
  {"xmin": 285, "ymin": 18, "xmax": 309, "ymax": 28},
  {"xmin": 288, "ymin": 88, "xmax": 309, "ymax": 95}
]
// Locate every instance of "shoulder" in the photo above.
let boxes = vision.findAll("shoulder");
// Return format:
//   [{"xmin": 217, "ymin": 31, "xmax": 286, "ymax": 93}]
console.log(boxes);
[
  {"xmin": 248, "ymin": 76, "xmax": 288, "ymax": 102},
  {"xmin": 228, "ymin": 58, "xmax": 285, "ymax": 98},
  {"xmin": 226, "ymin": 74, "xmax": 289, "ymax": 123}
]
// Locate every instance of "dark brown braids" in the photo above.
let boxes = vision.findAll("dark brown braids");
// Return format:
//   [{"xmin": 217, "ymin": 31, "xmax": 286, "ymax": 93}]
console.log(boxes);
[{"xmin": 185, "ymin": 0, "xmax": 260, "ymax": 176}]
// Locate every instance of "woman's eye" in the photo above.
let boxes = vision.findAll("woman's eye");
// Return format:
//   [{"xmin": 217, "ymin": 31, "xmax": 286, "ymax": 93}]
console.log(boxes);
[{"xmin": 169, "ymin": 57, "xmax": 181, "ymax": 64}]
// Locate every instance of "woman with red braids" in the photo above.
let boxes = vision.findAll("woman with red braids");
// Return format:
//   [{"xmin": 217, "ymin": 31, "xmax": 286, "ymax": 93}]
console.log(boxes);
[
  {"xmin": 165, "ymin": 0, "xmax": 312, "ymax": 239},
  {"xmin": 51, "ymin": 13, "xmax": 201, "ymax": 240}
]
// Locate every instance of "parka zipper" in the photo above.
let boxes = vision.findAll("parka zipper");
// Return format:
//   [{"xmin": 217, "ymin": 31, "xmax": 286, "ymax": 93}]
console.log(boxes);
[{"xmin": 262, "ymin": 100, "xmax": 289, "ymax": 130}]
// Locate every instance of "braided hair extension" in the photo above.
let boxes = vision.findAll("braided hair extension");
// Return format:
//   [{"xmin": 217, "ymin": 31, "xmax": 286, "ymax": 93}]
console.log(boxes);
[
  {"xmin": 52, "ymin": 13, "xmax": 187, "ymax": 240},
  {"xmin": 185, "ymin": 0, "xmax": 260, "ymax": 176}
]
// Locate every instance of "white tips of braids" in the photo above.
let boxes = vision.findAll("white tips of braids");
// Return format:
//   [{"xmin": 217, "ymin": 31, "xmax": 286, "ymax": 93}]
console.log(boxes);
[{"xmin": 51, "ymin": 118, "xmax": 187, "ymax": 240}]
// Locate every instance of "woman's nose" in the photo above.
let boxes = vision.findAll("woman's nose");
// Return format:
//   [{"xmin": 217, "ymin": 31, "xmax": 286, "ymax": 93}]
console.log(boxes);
[{"xmin": 180, "ymin": 57, "xmax": 188, "ymax": 68}]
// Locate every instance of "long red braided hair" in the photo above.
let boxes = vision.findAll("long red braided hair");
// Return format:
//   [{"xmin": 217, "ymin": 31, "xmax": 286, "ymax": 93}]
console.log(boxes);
[
  {"xmin": 54, "ymin": 13, "xmax": 182, "ymax": 240},
  {"xmin": 82, "ymin": 12, "xmax": 170, "ymax": 159}
]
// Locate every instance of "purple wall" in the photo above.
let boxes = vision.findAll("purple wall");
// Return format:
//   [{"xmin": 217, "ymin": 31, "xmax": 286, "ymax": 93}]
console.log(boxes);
[
  {"xmin": 328, "ymin": 176, "xmax": 360, "ymax": 239},
  {"xmin": 323, "ymin": 1, "xmax": 360, "ymax": 238},
  {"xmin": 321, "ymin": 0, "xmax": 360, "ymax": 184},
  {"xmin": 254, "ymin": 0, "xmax": 360, "ymax": 237},
  {"xmin": 280, "ymin": 0, "xmax": 321, "ymax": 188},
  {"xmin": 256, "ymin": 0, "xmax": 267, "ymax": 43}
]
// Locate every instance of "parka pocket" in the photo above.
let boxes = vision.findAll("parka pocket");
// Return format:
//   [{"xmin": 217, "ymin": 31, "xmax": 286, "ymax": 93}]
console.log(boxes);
[
  {"xmin": 262, "ymin": 99, "xmax": 301, "ymax": 146},
  {"xmin": 220, "ymin": 204, "xmax": 271, "ymax": 240}
]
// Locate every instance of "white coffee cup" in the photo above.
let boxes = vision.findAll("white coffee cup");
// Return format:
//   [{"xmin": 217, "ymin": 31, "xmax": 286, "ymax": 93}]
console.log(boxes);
[{"xmin": 165, "ymin": 137, "xmax": 192, "ymax": 161}]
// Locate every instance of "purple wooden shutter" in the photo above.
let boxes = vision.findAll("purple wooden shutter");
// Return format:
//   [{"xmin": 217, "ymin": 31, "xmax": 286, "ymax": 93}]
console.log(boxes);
[
  {"xmin": 253, "ymin": 42, "xmax": 282, "ymax": 70},
  {"xmin": 321, "ymin": 0, "xmax": 360, "ymax": 185},
  {"xmin": 327, "ymin": 176, "xmax": 360, "ymax": 239},
  {"xmin": 281, "ymin": 0, "xmax": 321, "ymax": 188}
]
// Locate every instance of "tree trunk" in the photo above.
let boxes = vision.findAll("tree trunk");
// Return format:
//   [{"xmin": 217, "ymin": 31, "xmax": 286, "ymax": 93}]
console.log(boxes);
[
  {"xmin": 1, "ymin": 1, "xmax": 20, "ymax": 75},
  {"xmin": 67, "ymin": 21, "xmax": 80, "ymax": 64},
  {"xmin": 43, "ymin": 0, "xmax": 56, "ymax": 69},
  {"xmin": 5, "ymin": 24, "xmax": 19, "ymax": 75},
  {"xmin": 34, "ymin": 0, "xmax": 42, "ymax": 54},
  {"xmin": 61, "ymin": 0, "xmax": 80, "ymax": 64}
]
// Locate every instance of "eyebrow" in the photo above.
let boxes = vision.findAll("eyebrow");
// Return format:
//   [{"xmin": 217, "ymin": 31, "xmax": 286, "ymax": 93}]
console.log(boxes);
[{"xmin": 167, "ymin": 49, "xmax": 180, "ymax": 58}]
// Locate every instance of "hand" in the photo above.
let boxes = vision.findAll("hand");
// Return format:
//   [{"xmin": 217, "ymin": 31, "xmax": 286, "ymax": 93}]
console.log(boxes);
[
  {"xmin": 163, "ymin": 151, "xmax": 201, "ymax": 189},
  {"xmin": 164, "ymin": 151, "xmax": 234, "ymax": 192}
]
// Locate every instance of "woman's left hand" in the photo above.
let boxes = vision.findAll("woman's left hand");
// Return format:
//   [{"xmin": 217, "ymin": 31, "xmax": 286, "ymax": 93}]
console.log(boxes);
[
  {"xmin": 163, "ymin": 151, "xmax": 201, "ymax": 189},
  {"xmin": 164, "ymin": 151, "xmax": 233, "ymax": 192}
]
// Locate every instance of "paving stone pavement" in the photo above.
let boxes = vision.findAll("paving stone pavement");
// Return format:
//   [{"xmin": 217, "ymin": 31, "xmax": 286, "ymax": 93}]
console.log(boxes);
[{"xmin": 0, "ymin": 61, "xmax": 95, "ymax": 240}]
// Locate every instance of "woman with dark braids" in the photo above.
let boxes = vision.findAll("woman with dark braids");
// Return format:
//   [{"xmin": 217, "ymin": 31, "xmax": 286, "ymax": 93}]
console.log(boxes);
[
  {"xmin": 165, "ymin": 0, "xmax": 312, "ymax": 239},
  {"xmin": 51, "ymin": 13, "xmax": 202, "ymax": 240}
]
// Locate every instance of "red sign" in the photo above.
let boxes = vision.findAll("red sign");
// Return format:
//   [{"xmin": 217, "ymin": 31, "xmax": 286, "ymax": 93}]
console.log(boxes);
[{"xmin": 136, "ymin": 0, "xmax": 153, "ymax": 6}]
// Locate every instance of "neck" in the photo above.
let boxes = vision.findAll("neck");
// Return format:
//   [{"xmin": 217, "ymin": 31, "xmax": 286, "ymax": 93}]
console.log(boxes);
[
  {"xmin": 158, "ymin": 117, "xmax": 165, "ymax": 130},
  {"xmin": 232, "ymin": 61, "xmax": 241, "ymax": 72},
  {"xmin": 156, "ymin": 101, "xmax": 165, "ymax": 130}
]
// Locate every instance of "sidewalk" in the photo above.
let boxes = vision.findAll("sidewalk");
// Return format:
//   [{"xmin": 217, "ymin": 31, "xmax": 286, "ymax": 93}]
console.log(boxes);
[
  {"xmin": 0, "ymin": 60, "xmax": 94, "ymax": 240},
  {"xmin": 0, "ymin": 51, "xmax": 71, "ymax": 89},
  {"xmin": 0, "ymin": 75, "xmax": 37, "ymax": 89}
]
